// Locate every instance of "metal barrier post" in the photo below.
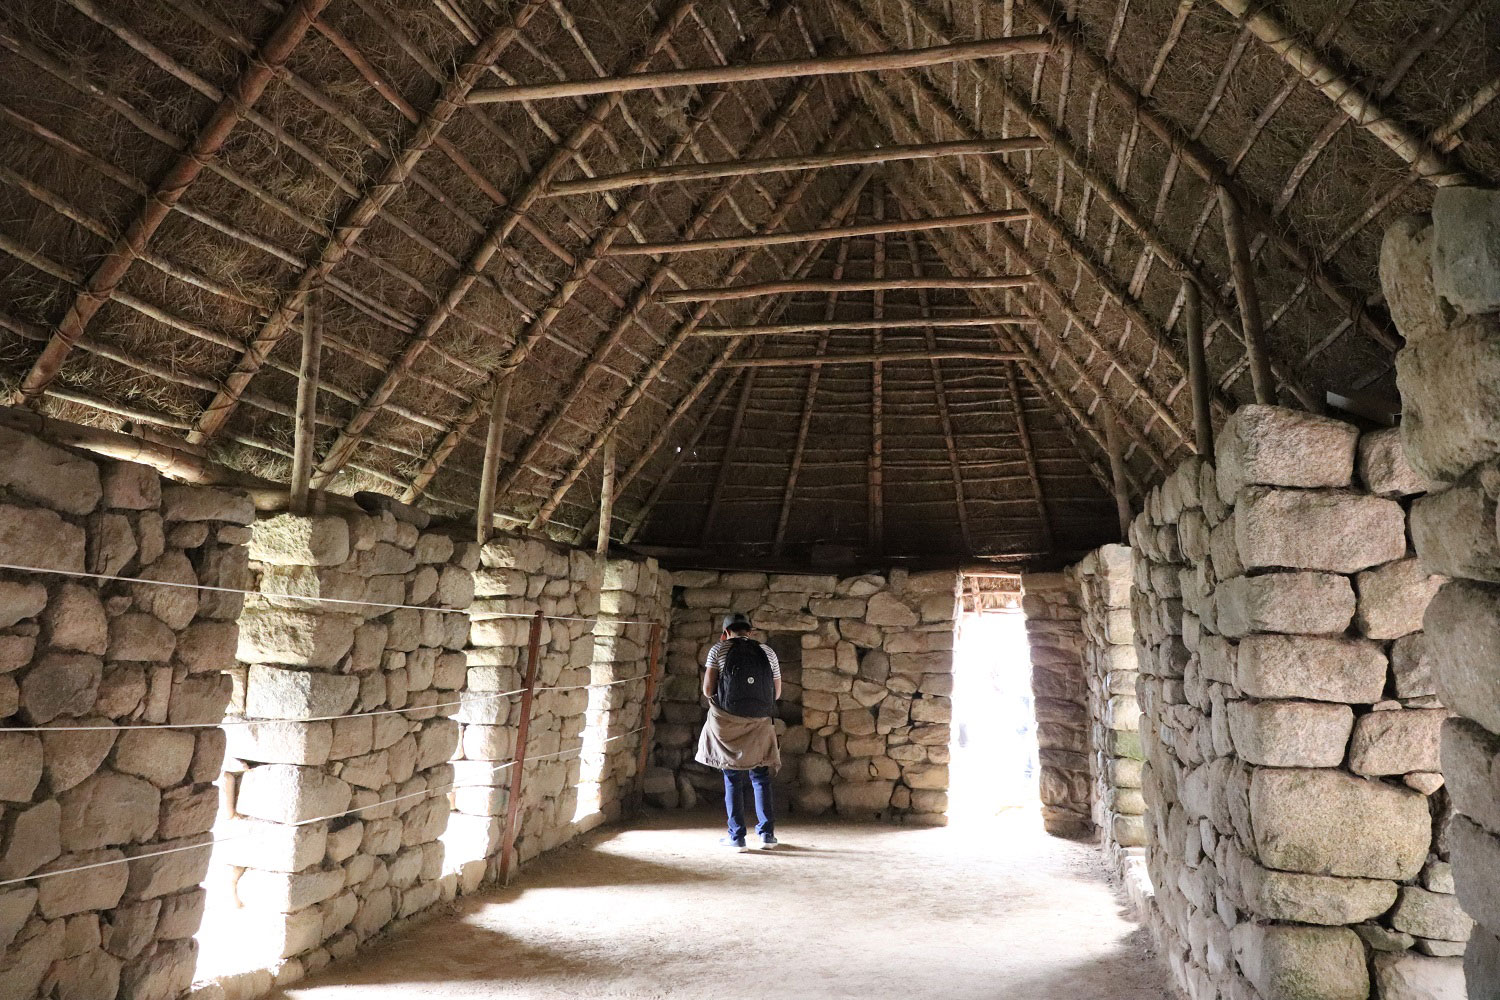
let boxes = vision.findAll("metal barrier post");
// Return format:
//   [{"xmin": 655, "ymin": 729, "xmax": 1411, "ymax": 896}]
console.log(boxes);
[{"xmin": 499, "ymin": 610, "xmax": 543, "ymax": 884}]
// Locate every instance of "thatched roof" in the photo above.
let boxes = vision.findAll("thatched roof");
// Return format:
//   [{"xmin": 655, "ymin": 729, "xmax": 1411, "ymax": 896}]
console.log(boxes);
[{"xmin": 1, "ymin": 0, "xmax": 1496, "ymax": 566}]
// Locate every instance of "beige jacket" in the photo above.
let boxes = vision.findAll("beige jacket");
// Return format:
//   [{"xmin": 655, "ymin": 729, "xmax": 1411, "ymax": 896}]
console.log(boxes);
[{"xmin": 694, "ymin": 703, "xmax": 781, "ymax": 772}]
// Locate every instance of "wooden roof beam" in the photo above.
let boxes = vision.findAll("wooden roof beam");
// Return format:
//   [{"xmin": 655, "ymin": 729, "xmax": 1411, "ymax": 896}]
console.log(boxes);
[
  {"xmin": 310, "ymin": 0, "xmax": 700, "ymax": 489},
  {"xmin": 469, "ymin": 35, "xmax": 1054, "ymax": 104},
  {"xmin": 723, "ymin": 351, "xmax": 1024, "ymax": 368},
  {"xmin": 544, "ymin": 137, "xmax": 1046, "ymax": 197},
  {"xmin": 661, "ymin": 276, "xmax": 1033, "ymax": 304},
  {"xmin": 12, "ymin": 0, "xmax": 331, "ymax": 406},
  {"xmin": 693, "ymin": 316, "xmax": 1033, "ymax": 336},
  {"xmin": 1003, "ymin": 361, "xmax": 1054, "ymax": 551},
  {"xmin": 605, "ymin": 209, "xmax": 1030, "ymax": 256}
]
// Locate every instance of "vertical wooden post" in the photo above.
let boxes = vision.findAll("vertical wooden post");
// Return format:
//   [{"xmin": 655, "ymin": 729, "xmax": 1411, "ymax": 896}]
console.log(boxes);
[
  {"xmin": 475, "ymin": 375, "xmax": 511, "ymax": 544},
  {"xmin": 1103, "ymin": 404, "xmax": 1133, "ymax": 542},
  {"xmin": 499, "ymin": 610, "xmax": 543, "ymax": 884},
  {"xmin": 632, "ymin": 621, "xmax": 664, "ymax": 814},
  {"xmin": 869, "ymin": 184, "xmax": 885, "ymax": 555},
  {"xmin": 1182, "ymin": 279, "xmax": 1214, "ymax": 457},
  {"xmin": 595, "ymin": 435, "xmax": 615, "ymax": 557},
  {"xmin": 289, "ymin": 290, "xmax": 322, "ymax": 514},
  {"xmin": 1217, "ymin": 188, "xmax": 1274, "ymax": 405}
]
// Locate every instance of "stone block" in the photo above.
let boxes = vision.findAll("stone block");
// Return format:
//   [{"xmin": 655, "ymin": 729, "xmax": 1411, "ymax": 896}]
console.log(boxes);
[
  {"xmin": 59, "ymin": 771, "xmax": 159, "ymax": 850},
  {"xmin": 236, "ymin": 609, "xmax": 357, "ymax": 669},
  {"xmin": 1234, "ymin": 487, "xmax": 1406, "ymax": 574},
  {"xmin": 1432, "ymin": 185, "xmax": 1500, "ymax": 315},
  {"xmin": 1371, "ymin": 952, "xmax": 1465, "ymax": 1000},
  {"xmin": 1382, "ymin": 215, "xmax": 1445, "ymax": 345},
  {"xmin": 1216, "ymin": 573, "xmax": 1355, "ymax": 638},
  {"xmin": 1215, "ymin": 405, "xmax": 1358, "ymax": 504},
  {"xmin": 226, "ymin": 719, "xmax": 334, "ymax": 766},
  {"xmin": 101, "ymin": 461, "xmax": 160, "ymax": 511},
  {"xmin": 0, "ymin": 731, "xmax": 42, "ymax": 802},
  {"xmin": 0, "ymin": 800, "xmax": 60, "ymax": 880},
  {"xmin": 1397, "ymin": 309, "xmax": 1500, "ymax": 483},
  {"xmin": 1235, "ymin": 634, "xmax": 1386, "ymax": 703},
  {"xmin": 1410, "ymin": 474, "xmax": 1500, "ymax": 582},
  {"xmin": 1348, "ymin": 709, "xmax": 1445, "ymax": 776},
  {"xmin": 1392, "ymin": 634, "xmax": 1435, "ymax": 699},
  {"xmin": 1443, "ymin": 716, "xmax": 1500, "ymax": 834},
  {"xmin": 0, "ymin": 503, "xmax": 86, "ymax": 573},
  {"xmin": 250, "ymin": 514, "xmax": 351, "ymax": 566},
  {"xmin": 0, "ymin": 426, "xmax": 101, "ymax": 514},
  {"xmin": 1424, "ymin": 580, "xmax": 1500, "ymax": 733},
  {"xmin": 864, "ymin": 593, "xmax": 918, "ymax": 627},
  {"xmin": 37, "ymin": 850, "xmax": 128, "ymax": 919},
  {"xmin": 107, "ymin": 614, "xmax": 176, "ymax": 664},
  {"xmin": 20, "ymin": 652, "xmax": 102, "ymax": 724},
  {"xmin": 245, "ymin": 664, "xmax": 359, "ymax": 719},
  {"xmin": 1358, "ymin": 427, "xmax": 1432, "ymax": 498},
  {"xmin": 112, "ymin": 729, "xmax": 195, "ymax": 788},
  {"xmin": 166, "ymin": 673, "xmax": 232, "ymax": 725},
  {"xmin": 39, "ymin": 725, "xmax": 115, "ymax": 795},
  {"xmin": 1227, "ymin": 700, "xmax": 1353, "ymax": 768},
  {"xmin": 41, "ymin": 584, "xmax": 106, "ymax": 654},
  {"xmin": 1250, "ymin": 767, "xmax": 1430, "ymax": 880},
  {"xmin": 1391, "ymin": 885, "xmax": 1474, "ymax": 942},
  {"xmin": 832, "ymin": 780, "xmax": 894, "ymax": 814},
  {"xmin": 1238, "ymin": 856, "xmax": 1397, "ymax": 924},
  {"xmin": 235, "ymin": 764, "xmax": 351, "ymax": 824},
  {"xmin": 1355, "ymin": 558, "xmax": 1443, "ymax": 640},
  {"xmin": 1230, "ymin": 922, "xmax": 1368, "ymax": 1000}
]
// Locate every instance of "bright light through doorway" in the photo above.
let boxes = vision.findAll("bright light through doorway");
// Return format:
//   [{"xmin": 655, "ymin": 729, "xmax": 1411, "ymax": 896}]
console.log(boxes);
[{"xmin": 947, "ymin": 607, "xmax": 1039, "ymax": 820}]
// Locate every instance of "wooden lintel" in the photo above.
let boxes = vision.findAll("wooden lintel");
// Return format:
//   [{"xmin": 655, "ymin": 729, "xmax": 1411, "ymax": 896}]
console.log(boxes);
[
  {"xmin": 661, "ymin": 276, "xmax": 1032, "ymax": 304},
  {"xmin": 603, "ymin": 209, "xmax": 1030, "ymax": 256},
  {"xmin": 470, "ymin": 35, "xmax": 1054, "ymax": 104},
  {"xmin": 544, "ymin": 138, "xmax": 1046, "ymax": 198}
]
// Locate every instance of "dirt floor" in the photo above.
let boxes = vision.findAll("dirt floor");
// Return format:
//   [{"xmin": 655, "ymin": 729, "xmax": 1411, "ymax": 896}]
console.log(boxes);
[{"xmin": 272, "ymin": 807, "xmax": 1173, "ymax": 1000}]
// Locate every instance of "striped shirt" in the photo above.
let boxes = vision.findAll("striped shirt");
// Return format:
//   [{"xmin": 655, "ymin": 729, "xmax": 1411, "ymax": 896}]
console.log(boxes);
[{"xmin": 705, "ymin": 638, "xmax": 780, "ymax": 681}]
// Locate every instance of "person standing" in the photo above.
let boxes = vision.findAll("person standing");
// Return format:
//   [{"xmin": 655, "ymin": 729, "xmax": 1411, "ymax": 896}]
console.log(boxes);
[{"xmin": 695, "ymin": 613, "xmax": 781, "ymax": 850}]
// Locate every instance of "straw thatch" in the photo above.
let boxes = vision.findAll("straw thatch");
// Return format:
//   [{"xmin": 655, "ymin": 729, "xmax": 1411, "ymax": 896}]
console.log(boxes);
[{"xmin": 0, "ymin": 0, "xmax": 1496, "ymax": 565}]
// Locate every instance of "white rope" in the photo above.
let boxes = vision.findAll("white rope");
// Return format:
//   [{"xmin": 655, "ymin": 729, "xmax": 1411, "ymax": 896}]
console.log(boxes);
[
  {"xmin": 0, "ymin": 674, "xmax": 651, "ymax": 733},
  {"xmin": 0, "ymin": 562, "xmax": 660, "ymax": 626},
  {"xmin": 0, "ymin": 727, "xmax": 649, "ymax": 888}
]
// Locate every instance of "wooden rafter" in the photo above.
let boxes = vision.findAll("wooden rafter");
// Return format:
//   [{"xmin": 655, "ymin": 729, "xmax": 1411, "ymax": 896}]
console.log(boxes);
[
  {"xmin": 698, "ymin": 365, "xmax": 757, "ymax": 547},
  {"xmin": 310, "ymin": 0, "xmax": 700, "ymax": 488},
  {"xmin": 1003, "ymin": 361, "xmax": 1054, "ymax": 551},
  {"xmin": 13, "ymin": 0, "xmax": 331, "ymax": 405},
  {"xmin": 723, "ymin": 351, "xmax": 1023, "ymax": 367},
  {"xmin": 469, "ymin": 35, "xmax": 1053, "ymax": 104},
  {"xmin": 544, "ymin": 137, "xmax": 1047, "ymax": 197},
  {"xmin": 868, "ymin": 187, "xmax": 886, "ymax": 555},
  {"xmin": 603, "ymin": 209, "xmax": 1030, "ymax": 256},
  {"xmin": 659, "ymin": 276, "xmax": 1033, "ymax": 303},
  {"xmin": 186, "ymin": 0, "xmax": 549, "ymax": 443}
]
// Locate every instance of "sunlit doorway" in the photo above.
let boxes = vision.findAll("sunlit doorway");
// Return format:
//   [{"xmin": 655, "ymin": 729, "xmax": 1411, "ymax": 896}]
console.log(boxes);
[{"xmin": 947, "ymin": 574, "xmax": 1039, "ymax": 821}]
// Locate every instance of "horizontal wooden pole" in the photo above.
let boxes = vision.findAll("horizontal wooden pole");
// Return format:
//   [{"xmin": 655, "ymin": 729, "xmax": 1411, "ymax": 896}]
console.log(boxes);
[
  {"xmin": 693, "ymin": 316, "xmax": 1035, "ymax": 337},
  {"xmin": 660, "ymin": 276, "xmax": 1033, "ymax": 304},
  {"xmin": 723, "ymin": 350, "xmax": 1024, "ymax": 368},
  {"xmin": 602, "ymin": 209, "xmax": 1031, "ymax": 256},
  {"xmin": 544, "ymin": 138, "xmax": 1047, "ymax": 197},
  {"xmin": 469, "ymin": 35, "xmax": 1053, "ymax": 104}
]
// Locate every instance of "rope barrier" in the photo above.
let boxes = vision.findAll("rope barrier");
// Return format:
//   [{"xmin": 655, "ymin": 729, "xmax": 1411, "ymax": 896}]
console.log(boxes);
[
  {"xmin": 0, "ymin": 726, "xmax": 648, "ymax": 889},
  {"xmin": 0, "ymin": 674, "xmax": 650, "ymax": 733},
  {"xmin": 0, "ymin": 562, "xmax": 661, "ymax": 625}
]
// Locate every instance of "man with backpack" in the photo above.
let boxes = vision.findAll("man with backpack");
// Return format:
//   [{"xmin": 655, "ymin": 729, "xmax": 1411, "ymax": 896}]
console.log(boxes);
[{"xmin": 694, "ymin": 613, "xmax": 781, "ymax": 850}]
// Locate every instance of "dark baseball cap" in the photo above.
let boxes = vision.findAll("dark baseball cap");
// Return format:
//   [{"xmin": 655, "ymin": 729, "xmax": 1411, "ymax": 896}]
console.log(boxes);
[{"xmin": 721, "ymin": 613, "xmax": 752, "ymax": 632}]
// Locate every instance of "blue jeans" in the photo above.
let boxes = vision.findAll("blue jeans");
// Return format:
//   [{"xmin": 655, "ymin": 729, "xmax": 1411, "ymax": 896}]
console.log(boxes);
[{"xmin": 722, "ymin": 767, "xmax": 774, "ymax": 842}]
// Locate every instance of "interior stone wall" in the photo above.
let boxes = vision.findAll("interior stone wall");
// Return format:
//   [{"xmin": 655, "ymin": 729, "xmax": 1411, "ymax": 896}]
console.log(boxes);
[
  {"xmin": 210, "ymin": 508, "xmax": 473, "ymax": 988},
  {"xmin": 0, "ymin": 426, "xmax": 252, "ymax": 1000},
  {"xmin": 1020, "ymin": 572, "xmax": 1091, "ymax": 838},
  {"xmin": 1133, "ymin": 407, "xmax": 1461, "ymax": 1000},
  {"xmin": 1383, "ymin": 190, "xmax": 1500, "ymax": 998},
  {"xmin": 651, "ymin": 569, "xmax": 958, "ymax": 824},
  {"xmin": 1070, "ymin": 545, "xmax": 1147, "ymax": 880}
]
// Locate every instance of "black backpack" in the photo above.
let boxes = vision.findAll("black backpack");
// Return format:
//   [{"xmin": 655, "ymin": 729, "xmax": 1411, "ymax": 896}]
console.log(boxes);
[{"xmin": 715, "ymin": 637, "xmax": 777, "ymax": 718}]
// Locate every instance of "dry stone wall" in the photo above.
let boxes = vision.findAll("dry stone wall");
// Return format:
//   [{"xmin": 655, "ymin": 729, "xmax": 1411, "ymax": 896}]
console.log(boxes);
[
  {"xmin": 211, "ymin": 508, "xmax": 474, "ymax": 987},
  {"xmin": 1021, "ymin": 572, "xmax": 1091, "ymax": 838},
  {"xmin": 1132, "ymin": 406, "xmax": 1462, "ymax": 1000},
  {"xmin": 1385, "ymin": 190, "xmax": 1500, "ymax": 998},
  {"xmin": 0, "ymin": 426, "xmax": 252, "ymax": 1000},
  {"xmin": 651, "ymin": 569, "xmax": 958, "ymax": 824},
  {"xmin": 1070, "ymin": 546, "xmax": 1148, "ymax": 880}
]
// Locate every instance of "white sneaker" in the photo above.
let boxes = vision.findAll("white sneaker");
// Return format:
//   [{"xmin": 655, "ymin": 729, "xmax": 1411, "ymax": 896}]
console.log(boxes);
[
  {"xmin": 718, "ymin": 836, "xmax": 748, "ymax": 852},
  {"xmin": 756, "ymin": 834, "xmax": 779, "ymax": 850}
]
